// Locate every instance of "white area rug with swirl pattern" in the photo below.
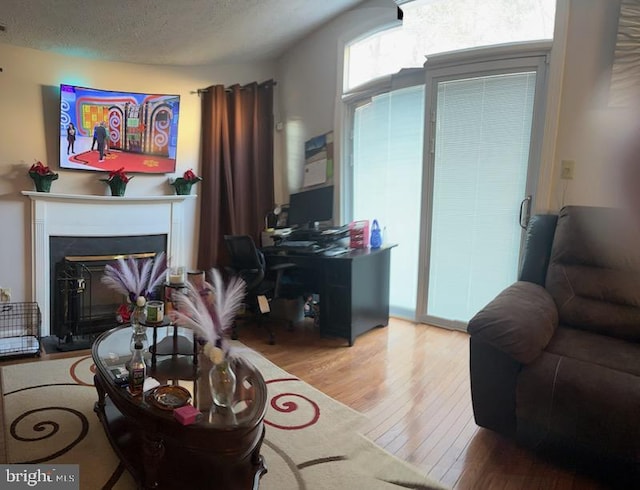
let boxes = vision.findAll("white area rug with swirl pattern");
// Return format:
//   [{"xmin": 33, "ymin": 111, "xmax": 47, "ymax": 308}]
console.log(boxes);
[{"xmin": 1, "ymin": 344, "xmax": 443, "ymax": 489}]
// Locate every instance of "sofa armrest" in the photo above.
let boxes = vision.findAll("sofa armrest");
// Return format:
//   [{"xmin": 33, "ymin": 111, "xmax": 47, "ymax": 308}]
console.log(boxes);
[{"xmin": 467, "ymin": 281, "xmax": 558, "ymax": 364}]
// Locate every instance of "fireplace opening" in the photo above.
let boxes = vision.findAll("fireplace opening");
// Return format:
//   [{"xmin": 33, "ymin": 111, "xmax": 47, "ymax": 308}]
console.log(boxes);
[
  {"xmin": 55, "ymin": 252, "xmax": 157, "ymax": 342},
  {"xmin": 49, "ymin": 234, "xmax": 167, "ymax": 348}
]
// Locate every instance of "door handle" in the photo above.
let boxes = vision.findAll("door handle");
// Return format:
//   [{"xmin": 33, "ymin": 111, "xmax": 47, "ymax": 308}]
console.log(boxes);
[{"xmin": 519, "ymin": 196, "xmax": 532, "ymax": 229}]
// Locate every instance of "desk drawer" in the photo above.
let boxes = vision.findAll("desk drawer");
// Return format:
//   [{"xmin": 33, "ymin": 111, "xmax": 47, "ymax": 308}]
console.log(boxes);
[{"xmin": 324, "ymin": 261, "xmax": 351, "ymax": 286}]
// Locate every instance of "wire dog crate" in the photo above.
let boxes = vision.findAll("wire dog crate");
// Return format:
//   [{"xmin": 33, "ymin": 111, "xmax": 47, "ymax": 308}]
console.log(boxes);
[{"xmin": 0, "ymin": 302, "xmax": 41, "ymax": 358}]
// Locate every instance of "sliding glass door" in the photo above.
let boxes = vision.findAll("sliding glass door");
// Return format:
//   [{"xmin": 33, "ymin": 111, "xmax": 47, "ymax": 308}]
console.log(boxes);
[
  {"xmin": 418, "ymin": 51, "xmax": 549, "ymax": 328},
  {"xmin": 350, "ymin": 82, "xmax": 425, "ymax": 318},
  {"xmin": 346, "ymin": 46, "xmax": 549, "ymax": 327}
]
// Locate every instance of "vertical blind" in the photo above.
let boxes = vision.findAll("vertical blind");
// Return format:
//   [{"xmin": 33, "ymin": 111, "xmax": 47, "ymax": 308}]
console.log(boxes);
[
  {"xmin": 427, "ymin": 72, "xmax": 536, "ymax": 322},
  {"xmin": 352, "ymin": 85, "xmax": 425, "ymax": 317}
]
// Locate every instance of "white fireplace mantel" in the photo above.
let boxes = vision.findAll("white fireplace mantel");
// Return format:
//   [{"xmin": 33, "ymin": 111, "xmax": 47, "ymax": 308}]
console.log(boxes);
[{"xmin": 22, "ymin": 191, "xmax": 196, "ymax": 336}]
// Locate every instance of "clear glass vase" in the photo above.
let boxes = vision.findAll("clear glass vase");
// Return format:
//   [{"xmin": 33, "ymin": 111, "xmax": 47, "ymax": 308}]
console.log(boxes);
[
  {"xmin": 131, "ymin": 305, "xmax": 147, "ymax": 335},
  {"xmin": 209, "ymin": 359, "xmax": 237, "ymax": 408}
]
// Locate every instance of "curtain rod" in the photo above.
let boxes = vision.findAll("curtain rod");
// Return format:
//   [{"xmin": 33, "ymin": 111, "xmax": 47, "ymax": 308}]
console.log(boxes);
[{"xmin": 192, "ymin": 80, "xmax": 277, "ymax": 95}]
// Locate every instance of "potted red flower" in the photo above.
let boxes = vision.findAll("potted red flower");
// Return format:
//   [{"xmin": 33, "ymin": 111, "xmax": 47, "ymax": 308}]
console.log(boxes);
[
  {"xmin": 28, "ymin": 161, "xmax": 59, "ymax": 192},
  {"xmin": 170, "ymin": 169, "xmax": 202, "ymax": 195},
  {"xmin": 100, "ymin": 167, "xmax": 132, "ymax": 196}
]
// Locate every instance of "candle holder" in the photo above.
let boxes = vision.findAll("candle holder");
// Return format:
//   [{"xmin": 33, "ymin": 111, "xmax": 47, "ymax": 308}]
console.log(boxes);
[{"xmin": 169, "ymin": 266, "xmax": 185, "ymax": 285}]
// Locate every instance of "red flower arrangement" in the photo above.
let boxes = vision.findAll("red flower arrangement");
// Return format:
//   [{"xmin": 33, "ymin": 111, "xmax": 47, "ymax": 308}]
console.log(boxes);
[
  {"xmin": 103, "ymin": 167, "xmax": 132, "ymax": 184},
  {"xmin": 170, "ymin": 169, "xmax": 202, "ymax": 195},
  {"xmin": 28, "ymin": 160, "xmax": 58, "ymax": 192},
  {"xmin": 182, "ymin": 169, "xmax": 201, "ymax": 182},
  {"xmin": 100, "ymin": 167, "xmax": 132, "ymax": 196},
  {"xmin": 29, "ymin": 161, "xmax": 57, "ymax": 177},
  {"xmin": 116, "ymin": 303, "xmax": 132, "ymax": 324}
]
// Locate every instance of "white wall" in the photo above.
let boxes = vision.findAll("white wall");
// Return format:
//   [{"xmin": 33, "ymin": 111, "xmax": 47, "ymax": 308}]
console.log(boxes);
[
  {"xmin": 0, "ymin": 43, "xmax": 275, "ymax": 303},
  {"xmin": 547, "ymin": 0, "xmax": 626, "ymax": 209},
  {"xmin": 275, "ymin": 0, "xmax": 400, "ymax": 207}
]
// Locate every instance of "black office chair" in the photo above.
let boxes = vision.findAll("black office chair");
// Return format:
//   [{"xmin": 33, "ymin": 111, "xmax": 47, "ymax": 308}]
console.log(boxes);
[{"xmin": 223, "ymin": 235, "xmax": 297, "ymax": 345}]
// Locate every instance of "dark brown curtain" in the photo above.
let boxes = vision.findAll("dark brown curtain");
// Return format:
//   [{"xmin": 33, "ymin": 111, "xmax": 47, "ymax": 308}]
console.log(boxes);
[{"xmin": 197, "ymin": 80, "xmax": 275, "ymax": 270}]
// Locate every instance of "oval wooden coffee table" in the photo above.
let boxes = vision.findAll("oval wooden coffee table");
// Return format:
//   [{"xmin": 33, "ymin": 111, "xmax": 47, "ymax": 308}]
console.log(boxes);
[{"xmin": 92, "ymin": 325, "xmax": 268, "ymax": 489}]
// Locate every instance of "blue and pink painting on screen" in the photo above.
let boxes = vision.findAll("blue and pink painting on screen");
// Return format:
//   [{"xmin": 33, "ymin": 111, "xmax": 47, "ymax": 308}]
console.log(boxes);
[{"xmin": 59, "ymin": 84, "xmax": 180, "ymax": 174}]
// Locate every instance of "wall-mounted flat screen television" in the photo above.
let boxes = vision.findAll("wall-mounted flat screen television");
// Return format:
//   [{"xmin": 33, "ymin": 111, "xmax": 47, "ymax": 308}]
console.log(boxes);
[{"xmin": 59, "ymin": 84, "xmax": 180, "ymax": 174}]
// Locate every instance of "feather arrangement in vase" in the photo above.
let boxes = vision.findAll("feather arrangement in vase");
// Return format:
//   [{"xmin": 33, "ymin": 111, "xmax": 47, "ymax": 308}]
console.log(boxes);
[
  {"xmin": 101, "ymin": 252, "xmax": 167, "ymax": 309},
  {"xmin": 170, "ymin": 268, "xmax": 245, "ymax": 362}
]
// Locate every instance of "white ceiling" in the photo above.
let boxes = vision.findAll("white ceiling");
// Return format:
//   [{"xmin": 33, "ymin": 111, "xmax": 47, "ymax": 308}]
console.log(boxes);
[{"xmin": 0, "ymin": 0, "xmax": 367, "ymax": 66}]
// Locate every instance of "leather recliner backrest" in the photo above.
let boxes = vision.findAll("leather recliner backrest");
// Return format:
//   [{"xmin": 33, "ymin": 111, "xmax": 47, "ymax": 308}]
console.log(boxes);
[
  {"xmin": 545, "ymin": 205, "xmax": 640, "ymax": 341},
  {"xmin": 519, "ymin": 214, "xmax": 558, "ymax": 286}
]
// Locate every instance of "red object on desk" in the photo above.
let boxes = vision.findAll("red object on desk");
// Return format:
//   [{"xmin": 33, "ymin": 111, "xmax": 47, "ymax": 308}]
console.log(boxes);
[{"xmin": 349, "ymin": 220, "xmax": 370, "ymax": 249}]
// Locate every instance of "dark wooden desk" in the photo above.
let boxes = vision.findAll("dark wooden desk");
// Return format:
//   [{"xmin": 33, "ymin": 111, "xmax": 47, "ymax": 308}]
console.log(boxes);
[
  {"xmin": 263, "ymin": 245, "xmax": 395, "ymax": 346},
  {"xmin": 92, "ymin": 326, "xmax": 267, "ymax": 489}
]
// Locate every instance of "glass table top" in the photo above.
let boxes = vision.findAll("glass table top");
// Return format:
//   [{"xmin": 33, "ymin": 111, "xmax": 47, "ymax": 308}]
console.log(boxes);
[{"xmin": 92, "ymin": 325, "xmax": 266, "ymax": 428}]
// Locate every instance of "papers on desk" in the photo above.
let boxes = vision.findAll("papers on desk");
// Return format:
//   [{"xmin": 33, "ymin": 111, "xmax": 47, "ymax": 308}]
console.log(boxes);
[
  {"xmin": 262, "ymin": 228, "xmax": 291, "ymax": 247},
  {"xmin": 323, "ymin": 248, "xmax": 349, "ymax": 257},
  {"xmin": 321, "ymin": 226, "xmax": 348, "ymax": 235}
]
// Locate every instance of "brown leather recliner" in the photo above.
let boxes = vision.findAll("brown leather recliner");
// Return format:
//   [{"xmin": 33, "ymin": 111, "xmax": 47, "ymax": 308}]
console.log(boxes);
[{"xmin": 467, "ymin": 206, "xmax": 640, "ymax": 468}]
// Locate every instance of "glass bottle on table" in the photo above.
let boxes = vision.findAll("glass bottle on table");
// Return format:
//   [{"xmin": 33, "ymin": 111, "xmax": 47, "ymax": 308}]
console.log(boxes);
[
  {"xmin": 128, "ymin": 340, "xmax": 146, "ymax": 396},
  {"xmin": 131, "ymin": 296, "xmax": 148, "ymax": 335},
  {"xmin": 129, "ymin": 329, "xmax": 149, "ymax": 356}
]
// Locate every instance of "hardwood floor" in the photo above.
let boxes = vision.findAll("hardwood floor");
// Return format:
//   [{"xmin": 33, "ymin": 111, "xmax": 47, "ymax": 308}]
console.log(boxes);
[
  {"xmin": 0, "ymin": 318, "xmax": 619, "ymax": 489},
  {"xmin": 232, "ymin": 317, "xmax": 616, "ymax": 490}
]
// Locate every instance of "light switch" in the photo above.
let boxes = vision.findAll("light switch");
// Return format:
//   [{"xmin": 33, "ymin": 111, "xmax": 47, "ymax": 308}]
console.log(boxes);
[{"xmin": 560, "ymin": 160, "xmax": 575, "ymax": 180}]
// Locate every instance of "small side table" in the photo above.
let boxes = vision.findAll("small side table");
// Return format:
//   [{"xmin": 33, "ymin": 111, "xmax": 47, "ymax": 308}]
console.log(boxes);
[{"xmin": 145, "ymin": 318, "xmax": 198, "ymax": 369}]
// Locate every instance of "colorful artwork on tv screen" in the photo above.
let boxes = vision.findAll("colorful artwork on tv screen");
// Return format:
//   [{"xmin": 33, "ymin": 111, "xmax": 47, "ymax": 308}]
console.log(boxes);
[{"xmin": 59, "ymin": 84, "xmax": 180, "ymax": 174}]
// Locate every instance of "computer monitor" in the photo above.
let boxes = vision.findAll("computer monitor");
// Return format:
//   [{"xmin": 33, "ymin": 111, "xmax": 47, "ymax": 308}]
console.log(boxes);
[{"xmin": 287, "ymin": 185, "xmax": 334, "ymax": 229}]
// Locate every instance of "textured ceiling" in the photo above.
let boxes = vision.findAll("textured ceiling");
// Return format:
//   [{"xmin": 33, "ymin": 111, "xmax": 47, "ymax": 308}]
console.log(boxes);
[{"xmin": 0, "ymin": 0, "xmax": 366, "ymax": 65}]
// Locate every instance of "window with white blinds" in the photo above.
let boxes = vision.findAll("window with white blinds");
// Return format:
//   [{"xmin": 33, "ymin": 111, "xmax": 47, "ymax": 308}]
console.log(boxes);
[
  {"xmin": 344, "ymin": 0, "xmax": 555, "ymax": 323},
  {"xmin": 426, "ymin": 72, "xmax": 537, "ymax": 322},
  {"xmin": 352, "ymin": 85, "xmax": 425, "ymax": 317}
]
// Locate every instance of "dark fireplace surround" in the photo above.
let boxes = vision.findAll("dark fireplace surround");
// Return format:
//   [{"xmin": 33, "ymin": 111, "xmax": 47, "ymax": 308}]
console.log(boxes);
[{"xmin": 50, "ymin": 235, "xmax": 167, "ymax": 340}]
